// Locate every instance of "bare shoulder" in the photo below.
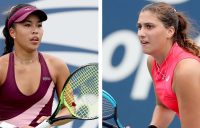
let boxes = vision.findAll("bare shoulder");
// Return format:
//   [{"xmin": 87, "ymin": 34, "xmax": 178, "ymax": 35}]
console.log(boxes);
[
  {"xmin": 0, "ymin": 54, "xmax": 10, "ymax": 85},
  {"xmin": 173, "ymin": 58, "xmax": 200, "ymax": 94},
  {"xmin": 174, "ymin": 58, "xmax": 200, "ymax": 79},
  {"xmin": 41, "ymin": 53, "xmax": 70, "ymax": 81},
  {"xmin": 41, "ymin": 53, "xmax": 67, "ymax": 68},
  {"xmin": 0, "ymin": 54, "xmax": 10, "ymax": 71},
  {"xmin": 0, "ymin": 54, "xmax": 9, "ymax": 63}
]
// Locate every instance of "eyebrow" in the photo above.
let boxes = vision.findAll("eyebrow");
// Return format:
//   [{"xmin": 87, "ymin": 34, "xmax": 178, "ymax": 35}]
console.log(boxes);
[
  {"xmin": 137, "ymin": 22, "xmax": 154, "ymax": 25},
  {"xmin": 23, "ymin": 19, "xmax": 42, "ymax": 23},
  {"xmin": 137, "ymin": 22, "xmax": 155, "ymax": 26}
]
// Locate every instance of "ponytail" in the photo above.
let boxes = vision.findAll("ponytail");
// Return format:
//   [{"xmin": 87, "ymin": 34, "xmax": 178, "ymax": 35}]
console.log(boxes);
[
  {"xmin": 2, "ymin": 4, "xmax": 32, "ymax": 56},
  {"xmin": 175, "ymin": 12, "xmax": 200, "ymax": 57},
  {"xmin": 2, "ymin": 24, "xmax": 14, "ymax": 55}
]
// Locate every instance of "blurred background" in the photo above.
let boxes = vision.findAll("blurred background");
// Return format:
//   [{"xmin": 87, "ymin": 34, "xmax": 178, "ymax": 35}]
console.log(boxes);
[
  {"xmin": 0, "ymin": 0, "xmax": 98, "ymax": 128},
  {"xmin": 103, "ymin": 0, "xmax": 200, "ymax": 128}
]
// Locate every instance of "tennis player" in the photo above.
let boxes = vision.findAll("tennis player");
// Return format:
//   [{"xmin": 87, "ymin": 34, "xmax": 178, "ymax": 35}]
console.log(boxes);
[
  {"xmin": 137, "ymin": 2, "xmax": 200, "ymax": 128},
  {"xmin": 0, "ymin": 4, "xmax": 71, "ymax": 127}
]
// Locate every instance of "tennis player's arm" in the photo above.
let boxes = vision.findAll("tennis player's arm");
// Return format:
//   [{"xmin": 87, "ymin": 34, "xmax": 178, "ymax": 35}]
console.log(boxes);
[
  {"xmin": 173, "ymin": 59, "xmax": 200, "ymax": 128},
  {"xmin": 0, "ymin": 56, "xmax": 7, "ymax": 86},
  {"xmin": 37, "ymin": 56, "xmax": 72, "ymax": 126},
  {"xmin": 150, "ymin": 98, "xmax": 175, "ymax": 128},
  {"xmin": 53, "ymin": 57, "xmax": 72, "ymax": 124},
  {"xmin": 147, "ymin": 56, "xmax": 175, "ymax": 128}
]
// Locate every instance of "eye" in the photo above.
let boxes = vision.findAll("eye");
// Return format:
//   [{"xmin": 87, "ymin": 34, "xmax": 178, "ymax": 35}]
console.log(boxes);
[
  {"xmin": 145, "ymin": 24, "xmax": 154, "ymax": 29},
  {"xmin": 24, "ymin": 23, "xmax": 31, "ymax": 27},
  {"xmin": 38, "ymin": 23, "xmax": 42, "ymax": 28},
  {"xmin": 137, "ymin": 24, "xmax": 142, "ymax": 30}
]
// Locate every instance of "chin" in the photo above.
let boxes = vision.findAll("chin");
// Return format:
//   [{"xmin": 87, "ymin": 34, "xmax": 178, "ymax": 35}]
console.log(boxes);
[
  {"xmin": 28, "ymin": 46, "xmax": 39, "ymax": 52},
  {"xmin": 142, "ymin": 49, "xmax": 152, "ymax": 55}
]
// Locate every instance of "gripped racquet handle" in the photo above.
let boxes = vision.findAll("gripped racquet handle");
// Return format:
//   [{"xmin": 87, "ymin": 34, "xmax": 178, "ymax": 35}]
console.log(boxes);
[{"xmin": 35, "ymin": 120, "xmax": 51, "ymax": 128}]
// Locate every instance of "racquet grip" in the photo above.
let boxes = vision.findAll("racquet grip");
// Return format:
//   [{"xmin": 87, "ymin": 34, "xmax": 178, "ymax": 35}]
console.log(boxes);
[{"xmin": 35, "ymin": 120, "xmax": 51, "ymax": 128}]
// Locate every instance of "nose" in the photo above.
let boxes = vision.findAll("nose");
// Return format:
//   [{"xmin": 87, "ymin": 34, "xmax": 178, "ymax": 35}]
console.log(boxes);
[
  {"xmin": 137, "ymin": 27, "xmax": 145, "ymax": 39},
  {"xmin": 32, "ymin": 26, "xmax": 39, "ymax": 34}
]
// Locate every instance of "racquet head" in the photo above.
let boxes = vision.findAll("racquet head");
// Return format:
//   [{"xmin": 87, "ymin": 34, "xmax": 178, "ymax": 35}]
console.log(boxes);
[
  {"xmin": 103, "ymin": 90, "xmax": 124, "ymax": 128},
  {"xmin": 103, "ymin": 90, "xmax": 116, "ymax": 120},
  {"xmin": 62, "ymin": 63, "xmax": 99, "ymax": 120}
]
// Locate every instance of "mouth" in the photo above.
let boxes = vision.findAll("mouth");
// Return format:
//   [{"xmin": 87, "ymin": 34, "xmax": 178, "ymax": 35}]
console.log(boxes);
[
  {"xmin": 30, "ymin": 37, "xmax": 39, "ymax": 42},
  {"xmin": 140, "ymin": 40, "xmax": 150, "ymax": 45}
]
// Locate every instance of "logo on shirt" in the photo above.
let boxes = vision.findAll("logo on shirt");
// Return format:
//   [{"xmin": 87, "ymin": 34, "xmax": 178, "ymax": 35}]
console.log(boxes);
[
  {"xmin": 165, "ymin": 76, "xmax": 170, "ymax": 82},
  {"xmin": 42, "ymin": 76, "xmax": 51, "ymax": 81}
]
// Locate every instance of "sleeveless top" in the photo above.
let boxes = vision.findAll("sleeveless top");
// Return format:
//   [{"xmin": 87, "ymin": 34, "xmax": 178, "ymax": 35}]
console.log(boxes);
[
  {"xmin": 0, "ymin": 52, "xmax": 55, "ymax": 127},
  {"xmin": 152, "ymin": 43, "xmax": 200, "ymax": 117}
]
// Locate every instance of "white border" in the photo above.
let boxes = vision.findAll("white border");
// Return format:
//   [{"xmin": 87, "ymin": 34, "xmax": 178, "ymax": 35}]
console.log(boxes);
[{"xmin": 98, "ymin": 0, "xmax": 102, "ymax": 128}]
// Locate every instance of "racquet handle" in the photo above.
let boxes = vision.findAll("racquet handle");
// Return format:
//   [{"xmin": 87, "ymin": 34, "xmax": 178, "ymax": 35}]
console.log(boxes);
[
  {"xmin": 0, "ymin": 122, "xmax": 16, "ymax": 128},
  {"xmin": 35, "ymin": 120, "xmax": 51, "ymax": 128}
]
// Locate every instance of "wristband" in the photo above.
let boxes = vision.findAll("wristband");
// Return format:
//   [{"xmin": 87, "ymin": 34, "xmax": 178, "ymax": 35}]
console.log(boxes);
[{"xmin": 148, "ymin": 125, "xmax": 158, "ymax": 128}]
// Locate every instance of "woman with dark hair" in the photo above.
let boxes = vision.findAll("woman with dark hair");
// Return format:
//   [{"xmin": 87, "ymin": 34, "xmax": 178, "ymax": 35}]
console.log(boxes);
[
  {"xmin": 0, "ymin": 4, "xmax": 71, "ymax": 127},
  {"xmin": 137, "ymin": 2, "xmax": 200, "ymax": 128}
]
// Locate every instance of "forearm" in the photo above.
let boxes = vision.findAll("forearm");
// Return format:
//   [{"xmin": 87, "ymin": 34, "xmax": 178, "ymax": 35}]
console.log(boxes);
[{"xmin": 150, "ymin": 105, "xmax": 175, "ymax": 128}]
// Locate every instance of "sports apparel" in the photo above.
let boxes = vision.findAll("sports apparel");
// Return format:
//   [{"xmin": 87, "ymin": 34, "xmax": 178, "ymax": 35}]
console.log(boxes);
[
  {"xmin": 152, "ymin": 43, "xmax": 200, "ymax": 117},
  {"xmin": 0, "ymin": 52, "xmax": 55, "ymax": 127},
  {"xmin": 7, "ymin": 5, "xmax": 47, "ymax": 28}
]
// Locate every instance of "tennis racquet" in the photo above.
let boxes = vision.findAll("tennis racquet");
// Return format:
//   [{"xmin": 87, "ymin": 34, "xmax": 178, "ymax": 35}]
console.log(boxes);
[
  {"xmin": 103, "ymin": 90, "xmax": 124, "ymax": 128},
  {"xmin": 36, "ymin": 63, "xmax": 99, "ymax": 128}
]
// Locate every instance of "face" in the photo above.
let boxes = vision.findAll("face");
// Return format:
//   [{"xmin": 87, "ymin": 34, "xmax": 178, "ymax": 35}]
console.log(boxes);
[
  {"xmin": 137, "ymin": 11, "xmax": 174, "ymax": 55},
  {"xmin": 9, "ymin": 14, "xmax": 44, "ymax": 52}
]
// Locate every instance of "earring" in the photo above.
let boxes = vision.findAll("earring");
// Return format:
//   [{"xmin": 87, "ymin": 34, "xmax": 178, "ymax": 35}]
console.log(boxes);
[{"xmin": 13, "ymin": 37, "xmax": 16, "ymax": 39}]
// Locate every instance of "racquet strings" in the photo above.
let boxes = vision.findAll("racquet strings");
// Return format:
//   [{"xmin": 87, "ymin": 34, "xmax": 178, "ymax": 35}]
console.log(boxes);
[
  {"xmin": 102, "ymin": 90, "xmax": 124, "ymax": 128},
  {"xmin": 103, "ymin": 97, "xmax": 115, "ymax": 119},
  {"xmin": 63, "ymin": 64, "xmax": 98, "ymax": 119}
]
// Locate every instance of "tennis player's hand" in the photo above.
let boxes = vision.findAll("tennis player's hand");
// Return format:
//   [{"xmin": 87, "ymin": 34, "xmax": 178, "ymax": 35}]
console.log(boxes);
[{"xmin": 36, "ymin": 116, "xmax": 49, "ymax": 124}]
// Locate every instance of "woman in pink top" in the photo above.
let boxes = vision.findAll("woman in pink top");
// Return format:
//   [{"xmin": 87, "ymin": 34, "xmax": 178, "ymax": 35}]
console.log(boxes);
[
  {"xmin": 137, "ymin": 2, "xmax": 200, "ymax": 128},
  {"xmin": 0, "ymin": 4, "xmax": 72, "ymax": 128}
]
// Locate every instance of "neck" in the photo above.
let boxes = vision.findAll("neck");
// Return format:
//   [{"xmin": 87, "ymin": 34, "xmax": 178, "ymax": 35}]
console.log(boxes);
[
  {"xmin": 14, "ymin": 51, "xmax": 39, "ymax": 64},
  {"xmin": 154, "ymin": 42, "xmax": 173, "ymax": 66}
]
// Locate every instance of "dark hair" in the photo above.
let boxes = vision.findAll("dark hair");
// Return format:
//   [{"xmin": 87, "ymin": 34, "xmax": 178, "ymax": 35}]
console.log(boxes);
[
  {"xmin": 2, "ymin": 4, "xmax": 35, "ymax": 55},
  {"xmin": 140, "ymin": 2, "xmax": 200, "ymax": 57}
]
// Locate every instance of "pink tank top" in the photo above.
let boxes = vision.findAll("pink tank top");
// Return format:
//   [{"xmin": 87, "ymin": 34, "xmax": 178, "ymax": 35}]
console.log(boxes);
[{"xmin": 152, "ymin": 43, "xmax": 200, "ymax": 117}]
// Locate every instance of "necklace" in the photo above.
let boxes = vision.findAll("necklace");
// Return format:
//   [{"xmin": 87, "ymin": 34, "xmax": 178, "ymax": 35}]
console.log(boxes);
[
  {"xmin": 155, "ymin": 43, "xmax": 176, "ymax": 81},
  {"xmin": 155, "ymin": 62, "xmax": 167, "ymax": 80},
  {"xmin": 14, "ymin": 52, "xmax": 39, "ymax": 64}
]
